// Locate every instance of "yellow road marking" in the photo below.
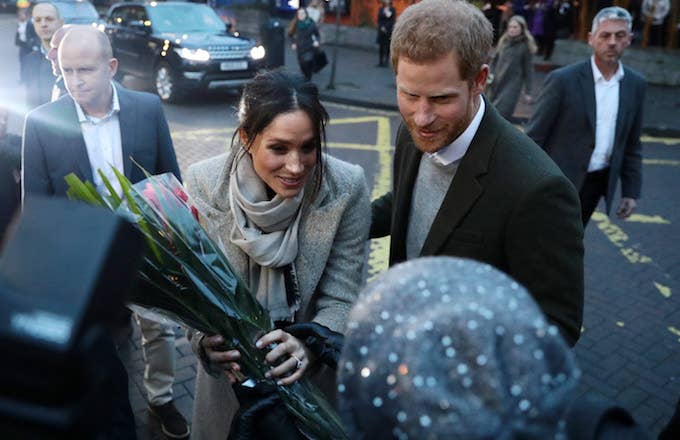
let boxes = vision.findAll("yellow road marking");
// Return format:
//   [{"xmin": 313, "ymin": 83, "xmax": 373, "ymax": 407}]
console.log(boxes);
[
  {"xmin": 643, "ymin": 159, "xmax": 680, "ymax": 166},
  {"xmin": 641, "ymin": 135, "xmax": 680, "ymax": 146},
  {"xmin": 655, "ymin": 282, "xmax": 672, "ymax": 298},
  {"xmin": 326, "ymin": 142, "xmax": 392, "ymax": 152},
  {"xmin": 591, "ymin": 212, "xmax": 653, "ymax": 264},
  {"xmin": 324, "ymin": 101, "xmax": 400, "ymax": 117},
  {"xmin": 669, "ymin": 327, "xmax": 680, "ymax": 342},
  {"xmin": 625, "ymin": 214, "xmax": 671, "ymax": 224},
  {"xmin": 330, "ymin": 116, "xmax": 386, "ymax": 124},
  {"xmin": 616, "ymin": 321, "xmax": 625, "ymax": 327}
]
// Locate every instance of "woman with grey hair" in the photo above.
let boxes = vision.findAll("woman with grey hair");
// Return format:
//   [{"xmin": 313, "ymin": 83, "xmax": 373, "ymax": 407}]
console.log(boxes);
[{"xmin": 338, "ymin": 257, "xmax": 649, "ymax": 439}]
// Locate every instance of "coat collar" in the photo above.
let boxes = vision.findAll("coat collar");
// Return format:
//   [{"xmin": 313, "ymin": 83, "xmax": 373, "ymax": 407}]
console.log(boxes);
[
  {"xmin": 114, "ymin": 84, "xmax": 137, "ymax": 178},
  {"xmin": 62, "ymin": 83, "xmax": 136, "ymax": 181},
  {"xmin": 419, "ymin": 97, "xmax": 496, "ymax": 256},
  {"xmin": 391, "ymin": 96, "xmax": 498, "ymax": 260},
  {"xmin": 614, "ymin": 66, "xmax": 634, "ymax": 149},
  {"xmin": 578, "ymin": 60, "xmax": 596, "ymax": 135}
]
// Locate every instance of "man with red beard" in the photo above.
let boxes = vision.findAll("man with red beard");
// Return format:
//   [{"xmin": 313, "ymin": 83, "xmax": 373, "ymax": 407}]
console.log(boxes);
[{"xmin": 370, "ymin": 0, "xmax": 584, "ymax": 346}]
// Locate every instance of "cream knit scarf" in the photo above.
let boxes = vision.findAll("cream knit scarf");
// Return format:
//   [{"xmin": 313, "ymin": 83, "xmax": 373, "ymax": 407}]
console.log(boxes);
[{"xmin": 229, "ymin": 152, "xmax": 303, "ymax": 321}]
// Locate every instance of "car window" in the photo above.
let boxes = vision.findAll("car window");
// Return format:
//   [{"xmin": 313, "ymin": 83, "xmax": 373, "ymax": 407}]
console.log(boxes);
[
  {"xmin": 108, "ymin": 6, "xmax": 129, "ymax": 25},
  {"xmin": 126, "ymin": 6, "xmax": 148, "ymax": 24},
  {"xmin": 55, "ymin": 1, "xmax": 99, "ymax": 24},
  {"xmin": 146, "ymin": 3, "xmax": 225, "ymax": 33}
]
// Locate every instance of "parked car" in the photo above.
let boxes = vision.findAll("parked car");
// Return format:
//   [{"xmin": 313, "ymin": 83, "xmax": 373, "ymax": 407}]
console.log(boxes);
[
  {"xmin": 105, "ymin": 1, "xmax": 266, "ymax": 102},
  {"xmin": 51, "ymin": 0, "xmax": 101, "ymax": 25}
]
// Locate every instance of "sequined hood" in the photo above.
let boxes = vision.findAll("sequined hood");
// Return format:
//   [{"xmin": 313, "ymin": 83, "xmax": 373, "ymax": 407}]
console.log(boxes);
[{"xmin": 337, "ymin": 257, "xmax": 580, "ymax": 440}]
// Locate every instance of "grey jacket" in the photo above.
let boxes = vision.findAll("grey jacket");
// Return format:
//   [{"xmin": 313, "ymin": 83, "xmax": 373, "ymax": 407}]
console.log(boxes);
[
  {"xmin": 185, "ymin": 151, "xmax": 370, "ymax": 440},
  {"xmin": 489, "ymin": 37, "xmax": 533, "ymax": 119}
]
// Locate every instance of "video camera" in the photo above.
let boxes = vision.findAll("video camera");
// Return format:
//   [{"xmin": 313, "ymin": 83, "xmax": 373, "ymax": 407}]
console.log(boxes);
[{"xmin": 0, "ymin": 197, "xmax": 142, "ymax": 438}]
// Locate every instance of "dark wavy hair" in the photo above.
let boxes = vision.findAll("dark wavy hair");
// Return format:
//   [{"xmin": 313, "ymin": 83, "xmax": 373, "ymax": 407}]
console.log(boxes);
[{"xmin": 232, "ymin": 69, "xmax": 329, "ymax": 196}]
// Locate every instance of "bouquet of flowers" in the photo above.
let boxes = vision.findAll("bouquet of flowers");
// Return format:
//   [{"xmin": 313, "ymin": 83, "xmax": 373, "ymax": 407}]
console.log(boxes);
[{"xmin": 65, "ymin": 168, "xmax": 348, "ymax": 440}]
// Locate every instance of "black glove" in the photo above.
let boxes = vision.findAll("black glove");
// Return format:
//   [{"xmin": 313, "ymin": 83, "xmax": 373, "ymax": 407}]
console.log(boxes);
[{"xmin": 285, "ymin": 322, "xmax": 344, "ymax": 370}]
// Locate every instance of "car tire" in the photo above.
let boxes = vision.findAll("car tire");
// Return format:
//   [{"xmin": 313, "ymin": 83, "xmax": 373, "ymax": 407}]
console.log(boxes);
[{"xmin": 154, "ymin": 62, "xmax": 184, "ymax": 103}]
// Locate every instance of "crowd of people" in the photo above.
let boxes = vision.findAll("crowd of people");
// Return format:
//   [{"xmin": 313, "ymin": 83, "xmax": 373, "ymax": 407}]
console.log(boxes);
[{"xmin": 1, "ymin": 0, "xmax": 679, "ymax": 439}]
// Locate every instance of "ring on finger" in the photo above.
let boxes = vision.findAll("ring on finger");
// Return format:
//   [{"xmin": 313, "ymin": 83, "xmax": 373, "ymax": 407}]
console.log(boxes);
[{"xmin": 292, "ymin": 354, "xmax": 303, "ymax": 370}]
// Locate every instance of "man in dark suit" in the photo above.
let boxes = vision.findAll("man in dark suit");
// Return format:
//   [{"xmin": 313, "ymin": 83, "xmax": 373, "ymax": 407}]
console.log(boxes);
[
  {"xmin": 526, "ymin": 7, "xmax": 645, "ymax": 226},
  {"xmin": 24, "ymin": 2, "xmax": 62, "ymax": 110},
  {"xmin": 370, "ymin": 0, "xmax": 584, "ymax": 345},
  {"xmin": 22, "ymin": 27, "xmax": 190, "ymax": 439}
]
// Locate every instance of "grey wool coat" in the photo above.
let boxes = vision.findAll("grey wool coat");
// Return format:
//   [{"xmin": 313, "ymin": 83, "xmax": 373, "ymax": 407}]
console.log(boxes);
[
  {"xmin": 488, "ymin": 37, "xmax": 534, "ymax": 120},
  {"xmin": 185, "ymin": 151, "xmax": 370, "ymax": 440}
]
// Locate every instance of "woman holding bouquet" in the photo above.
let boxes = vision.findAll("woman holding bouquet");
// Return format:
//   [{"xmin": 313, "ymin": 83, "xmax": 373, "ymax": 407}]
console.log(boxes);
[{"xmin": 186, "ymin": 70, "xmax": 370, "ymax": 440}]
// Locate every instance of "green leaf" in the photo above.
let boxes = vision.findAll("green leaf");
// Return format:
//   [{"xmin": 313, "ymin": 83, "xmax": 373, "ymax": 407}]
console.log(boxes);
[
  {"xmin": 111, "ymin": 167, "xmax": 163, "ymax": 263},
  {"xmin": 98, "ymin": 168, "xmax": 123, "ymax": 209},
  {"xmin": 64, "ymin": 173, "xmax": 106, "ymax": 206}
]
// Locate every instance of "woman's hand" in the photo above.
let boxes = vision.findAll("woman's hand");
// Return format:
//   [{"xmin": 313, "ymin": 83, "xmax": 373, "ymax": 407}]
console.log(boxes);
[
  {"xmin": 201, "ymin": 334, "xmax": 242, "ymax": 383},
  {"xmin": 291, "ymin": 43, "xmax": 297, "ymax": 51},
  {"xmin": 256, "ymin": 329, "xmax": 314, "ymax": 386},
  {"xmin": 312, "ymin": 40, "xmax": 319, "ymax": 48},
  {"xmin": 524, "ymin": 94, "xmax": 534, "ymax": 104}
]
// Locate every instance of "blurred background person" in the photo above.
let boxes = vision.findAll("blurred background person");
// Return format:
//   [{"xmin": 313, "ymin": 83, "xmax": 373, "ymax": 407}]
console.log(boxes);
[
  {"xmin": 14, "ymin": 7, "xmax": 37, "ymax": 84},
  {"xmin": 24, "ymin": 1, "xmax": 62, "ymax": 110},
  {"xmin": 338, "ymin": 256, "xmax": 650, "ymax": 439},
  {"xmin": 527, "ymin": 0, "xmax": 549, "ymax": 56},
  {"xmin": 0, "ymin": 107, "xmax": 21, "ymax": 240},
  {"xmin": 376, "ymin": 0, "xmax": 395, "ymax": 67},
  {"xmin": 543, "ymin": 0, "xmax": 574, "ymax": 61},
  {"xmin": 306, "ymin": 0, "xmax": 325, "ymax": 27},
  {"xmin": 488, "ymin": 15, "xmax": 537, "ymax": 120},
  {"xmin": 45, "ymin": 24, "xmax": 75, "ymax": 102},
  {"xmin": 641, "ymin": 0, "xmax": 670, "ymax": 46},
  {"xmin": 289, "ymin": 8, "xmax": 320, "ymax": 81}
]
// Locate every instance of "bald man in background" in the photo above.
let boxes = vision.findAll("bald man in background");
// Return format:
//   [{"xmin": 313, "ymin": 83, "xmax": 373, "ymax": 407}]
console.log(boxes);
[
  {"xmin": 22, "ymin": 27, "xmax": 189, "ymax": 439},
  {"xmin": 46, "ymin": 24, "xmax": 75, "ymax": 101}
]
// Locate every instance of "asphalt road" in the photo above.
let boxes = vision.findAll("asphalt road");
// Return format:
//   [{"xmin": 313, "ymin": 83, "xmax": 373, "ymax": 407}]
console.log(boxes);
[{"xmin": 1, "ymin": 12, "xmax": 679, "ymax": 439}]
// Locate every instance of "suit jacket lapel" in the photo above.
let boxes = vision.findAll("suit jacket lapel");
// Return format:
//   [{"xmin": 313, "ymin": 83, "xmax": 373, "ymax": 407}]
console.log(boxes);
[
  {"xmin": 116, "ymin": 86, "xmax": 137, "ymax": 178},
  {"xmin": 419, "ymin": 100, "xmax": 495, "ymax": 256},
  {"xmin": 392, "ymin": 127, "xmax": 423, "ymax": 262},
  {"xmin": 579, "ymin": 61, "xmax": 596, "ymax": 135},
  {"xmin": 59, "ymin": 97, "xmax": 93, "ymax": 182},
  {"xmin": 614, "ymin": 70, "xmax": 633, "ymax": 148}
]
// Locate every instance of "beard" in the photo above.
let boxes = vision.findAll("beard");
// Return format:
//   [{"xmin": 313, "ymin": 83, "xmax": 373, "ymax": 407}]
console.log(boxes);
[{"xmin": 403, "ymin": 103, "xmax": 477, "ymax": 154}]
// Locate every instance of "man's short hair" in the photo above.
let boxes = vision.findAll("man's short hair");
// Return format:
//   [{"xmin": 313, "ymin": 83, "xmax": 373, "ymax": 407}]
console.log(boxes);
[
  {"xmin": 591, "ymin": 6, "xmax": 633, "ymax": 33},
  {"xmin": 32, "ymin": 1, "xmax": 61, "ymax": 20},
  {"xmin": 390, "ymin": 0, "xmax": 493, "ymax": 82}
]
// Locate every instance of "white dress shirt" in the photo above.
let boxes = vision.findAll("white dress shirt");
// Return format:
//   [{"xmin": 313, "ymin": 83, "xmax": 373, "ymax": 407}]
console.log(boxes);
[
  {"xmin": 589, "ymin": 56, "xmax": 624, "ymax": 172},
  {"xmin": 427, "ymin": 97, "xmax": 485, "ymax": 166},
  {"xmin": 74, "ymin": 83, "xmax": 123, "ymax": 195}
]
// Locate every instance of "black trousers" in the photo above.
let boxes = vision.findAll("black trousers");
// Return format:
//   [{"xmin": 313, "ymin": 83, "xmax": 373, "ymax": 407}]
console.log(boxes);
[{"xmin": 579, "ymin": 168, "xmax": 609, "ymax": 226}]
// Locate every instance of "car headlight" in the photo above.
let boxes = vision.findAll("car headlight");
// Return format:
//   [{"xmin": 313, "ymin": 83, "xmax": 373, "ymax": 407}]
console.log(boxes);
[
  {"xmin": 174, "ymin": 47, "xmax": 210, "ymax": 62},
  {"xmin": 250, "ymin": 45, "xmax": 266, "ymax": 61}
]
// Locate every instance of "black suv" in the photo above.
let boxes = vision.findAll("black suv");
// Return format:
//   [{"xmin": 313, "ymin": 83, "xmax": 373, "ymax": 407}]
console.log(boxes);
[{"xmin": 105, "ymin": 1, "xmax": 266, "ymax": 102}]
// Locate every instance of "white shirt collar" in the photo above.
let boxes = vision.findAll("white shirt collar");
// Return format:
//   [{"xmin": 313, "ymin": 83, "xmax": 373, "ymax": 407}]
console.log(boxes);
[
  {"xmin": 590, "ymin": 56, "xmax": 624, "ymax": 83},
  {"xmin": 74, "ymin": 82, "xmax": 120, "ymax": 124},
  {"xmin": 427, "ymin": 97, "xmax": 485, "ymax": 166}
]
